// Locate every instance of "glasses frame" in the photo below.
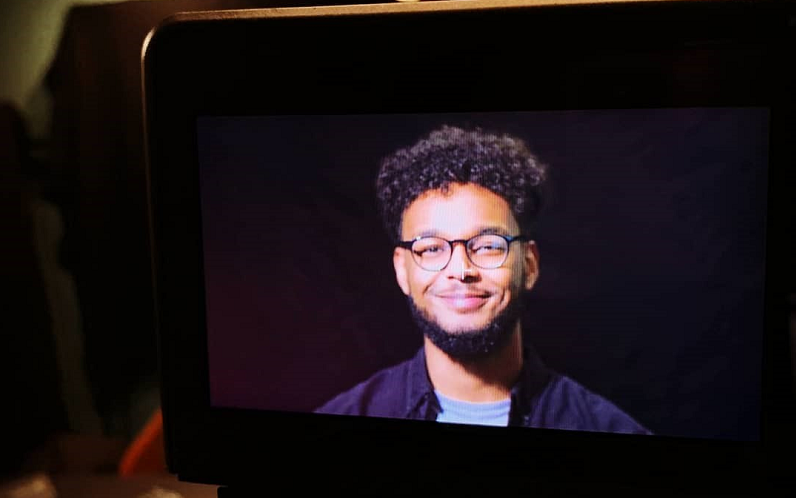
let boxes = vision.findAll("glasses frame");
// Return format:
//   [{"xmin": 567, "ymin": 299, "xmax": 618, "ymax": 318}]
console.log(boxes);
[{"xmin": 397, "ymin": 234, "xmax": 530, "ymax": 271}]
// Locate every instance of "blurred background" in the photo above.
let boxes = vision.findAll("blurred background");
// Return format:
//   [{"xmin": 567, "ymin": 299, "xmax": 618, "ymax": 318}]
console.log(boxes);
[
  {"xmin": 0, "ymin": 0, "xmax": 380, "ymax": 492},
  {"xmin": 0, "ymin": 0, "xmax": 794, "ymax": 495}
]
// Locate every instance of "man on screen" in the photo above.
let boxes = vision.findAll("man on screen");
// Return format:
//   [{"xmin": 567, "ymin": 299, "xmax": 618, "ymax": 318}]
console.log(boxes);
[{"xmin": 316, "ymin": 125, "xmax": 650, "ymax": 434}]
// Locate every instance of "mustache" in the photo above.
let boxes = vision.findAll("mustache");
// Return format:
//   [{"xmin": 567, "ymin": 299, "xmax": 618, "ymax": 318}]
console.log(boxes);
[{"xmin": 431, "ymin": 284, "xmax": 494, "ymax": 297}]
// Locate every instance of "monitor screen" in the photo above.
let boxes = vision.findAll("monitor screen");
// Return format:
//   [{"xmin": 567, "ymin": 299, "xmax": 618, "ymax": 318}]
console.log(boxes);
[{"xmin": 197, "ymin": 108, "xmax": 768, "ymax": 442}]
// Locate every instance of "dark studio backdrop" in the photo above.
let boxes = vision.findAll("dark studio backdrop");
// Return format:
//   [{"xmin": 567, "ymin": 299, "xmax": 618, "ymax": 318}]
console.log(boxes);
[{"xmin": 196, "ymin": 108, "xmax": 768, "ymax": 442}]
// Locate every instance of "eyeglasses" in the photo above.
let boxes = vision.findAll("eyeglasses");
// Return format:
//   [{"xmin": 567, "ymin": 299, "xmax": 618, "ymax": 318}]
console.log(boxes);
[{"xmin": 397, "ymin": 234, "xmax": 529, "ymax": 271}]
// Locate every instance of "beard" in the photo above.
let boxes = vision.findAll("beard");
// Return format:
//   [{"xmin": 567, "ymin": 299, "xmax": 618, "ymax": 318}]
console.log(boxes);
[{"xmin": 407, "ymin": 293, "xmax": 526, "ymax": 362}]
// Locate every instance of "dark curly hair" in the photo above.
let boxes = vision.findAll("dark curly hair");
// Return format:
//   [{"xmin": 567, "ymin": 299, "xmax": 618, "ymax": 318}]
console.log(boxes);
[{"xmin": 376, "ymin": 125, "xmax": 547, "ymax": 242}]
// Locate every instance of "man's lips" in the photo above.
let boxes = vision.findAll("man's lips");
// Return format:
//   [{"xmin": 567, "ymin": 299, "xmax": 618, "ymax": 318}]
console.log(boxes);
[{"xmin": 434, "ymin": 292, "xmax": 491, "ymax": 312}]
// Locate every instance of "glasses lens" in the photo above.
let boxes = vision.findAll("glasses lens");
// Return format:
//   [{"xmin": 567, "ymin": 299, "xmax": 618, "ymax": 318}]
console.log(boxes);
[
  {"xmin": 467, "ymin": 235, "xmax": 509, "ymax": 269},
  {"xmin": 411, "ymin": 237, "xmax": 451, "ymax": 271}
]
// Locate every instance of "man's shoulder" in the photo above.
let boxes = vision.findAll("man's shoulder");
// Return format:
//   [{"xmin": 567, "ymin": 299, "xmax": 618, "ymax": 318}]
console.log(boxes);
[
  {"xmin": 531, "ymin": 372, "xmax": 652, "ymax": 435},
  {"xmin": 314, "ymin": 354, "xmax": 418, "ymax": 418}
]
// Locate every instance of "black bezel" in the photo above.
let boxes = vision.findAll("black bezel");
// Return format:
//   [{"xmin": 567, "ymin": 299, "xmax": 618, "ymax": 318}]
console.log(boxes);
[{"xmin": 143, "ymin": 0, "xmax": 795, "ymax": 492}]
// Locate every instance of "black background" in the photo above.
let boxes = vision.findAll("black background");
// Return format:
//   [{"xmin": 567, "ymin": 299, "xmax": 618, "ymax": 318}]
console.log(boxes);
[{"xmin": 198, "ymin": 108, "xmax": 768, "ymax": 441}]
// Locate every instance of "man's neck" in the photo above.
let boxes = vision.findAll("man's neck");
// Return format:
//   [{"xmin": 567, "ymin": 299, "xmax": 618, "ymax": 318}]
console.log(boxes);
[{"xmin": 424, "ymin": 323, "xmax": 523, "ymax": 403}]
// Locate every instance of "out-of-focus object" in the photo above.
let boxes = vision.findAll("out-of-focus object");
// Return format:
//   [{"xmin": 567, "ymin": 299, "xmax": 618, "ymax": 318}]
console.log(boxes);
[
  {"xmin": 138, "ymin": 486, "xmax": 185, "ymax": 498},
  {"xmin": 118, "ymin": 409, "xmax": 166, "ymax": 476},
  {"xmin": 22, "ymin": 434, "xmax": 127, "ymax": 475},
  {"xmin": 0, "ymin": 473, "xmax": 57, "ymax": 498},
  {"xmin": 45, "ymin": 0, "xmax": 360, "ymax": 437},
  {"xmin": 51, "ymin": 473, "xmax": 216, "ymax": 498},
  {"xmin": 0, "ymin": 102, "xmax": 67, "ymax": 477}
]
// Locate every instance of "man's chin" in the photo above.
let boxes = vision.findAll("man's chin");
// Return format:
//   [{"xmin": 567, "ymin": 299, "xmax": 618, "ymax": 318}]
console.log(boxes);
[
  {"xmin": 407, "ymin": 297, "xmax": 523, "ymax": 362},
  {"xmin": 436, "ymin": 321, "xmax": 492, "ymax": 336}
]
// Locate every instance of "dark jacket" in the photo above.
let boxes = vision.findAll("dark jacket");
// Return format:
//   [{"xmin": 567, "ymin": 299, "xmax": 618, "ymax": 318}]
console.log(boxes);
[{"xmin": 316, "ymin": 346, "xmax": 651, "ymax": 435}]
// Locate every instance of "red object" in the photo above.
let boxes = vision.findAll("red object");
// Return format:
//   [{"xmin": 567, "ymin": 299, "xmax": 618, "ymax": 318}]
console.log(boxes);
[{"xmin": 118, "ymin": 409, "xmax": 166, "ymax": 476}]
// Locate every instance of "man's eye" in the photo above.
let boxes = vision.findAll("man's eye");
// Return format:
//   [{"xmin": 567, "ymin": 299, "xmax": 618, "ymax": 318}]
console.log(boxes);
[
  {"xmin": 417, "ymin": 247, "xmax": 439, "ymax": 255},
  {"xmin": 473, "ymin": 244, "xmax": 505, "ymax": 254},
  {"xmin": 415, "ymin": 244, "xmax": 445, "ymax": 256}
]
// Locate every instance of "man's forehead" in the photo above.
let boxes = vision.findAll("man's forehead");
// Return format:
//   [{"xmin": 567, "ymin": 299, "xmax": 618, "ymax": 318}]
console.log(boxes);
[
  {"xmin": 412, "ymin": 225, "xmax": 514, "ymax": 239},
  {"xmin": 400, "ymin": 183, "xmax": 519, "ymax": 238}
]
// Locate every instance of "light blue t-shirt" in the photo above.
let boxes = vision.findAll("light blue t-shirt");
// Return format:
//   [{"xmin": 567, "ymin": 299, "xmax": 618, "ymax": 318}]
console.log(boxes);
[{"xmin": 434, "ymin": 390, "xmax": 511, "ymax": 427}]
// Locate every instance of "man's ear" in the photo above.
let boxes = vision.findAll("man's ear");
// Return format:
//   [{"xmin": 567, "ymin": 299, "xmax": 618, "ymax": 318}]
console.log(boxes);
[
  {"xmin": 393, "ymin": 247, "xmax": 411, "ymax": 296},
  {"xmin": 524, "ymin": 241, "xmax": 540, "ymax": 291}
]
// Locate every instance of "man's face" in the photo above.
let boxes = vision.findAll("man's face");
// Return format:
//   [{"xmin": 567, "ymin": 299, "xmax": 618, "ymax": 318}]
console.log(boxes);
[{"xmin": 393, "ymin": 183, "xmax": 539, "ymax": 347}]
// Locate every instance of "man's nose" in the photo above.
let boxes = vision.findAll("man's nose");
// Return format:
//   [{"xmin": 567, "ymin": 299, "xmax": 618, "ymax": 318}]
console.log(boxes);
[{"xmin": 445, "ymin": 243, "xmax": 478, "ymax": 280}]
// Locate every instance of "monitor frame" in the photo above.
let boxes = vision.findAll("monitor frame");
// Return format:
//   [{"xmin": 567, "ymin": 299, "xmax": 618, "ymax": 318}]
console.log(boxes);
[{"xmin": 143, "ymin": 0, "xmax": 796, "ymax": 492}]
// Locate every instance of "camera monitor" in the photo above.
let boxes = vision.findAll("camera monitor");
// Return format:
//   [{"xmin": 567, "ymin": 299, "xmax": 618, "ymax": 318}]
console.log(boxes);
[{"xmin": 143, "ymin": 0, "xmax": 795, "ymax": 494}]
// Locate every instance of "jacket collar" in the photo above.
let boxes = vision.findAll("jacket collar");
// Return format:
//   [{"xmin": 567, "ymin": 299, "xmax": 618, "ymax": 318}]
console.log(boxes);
[
  {"xmin": 403, "ymin": 341, "xmax": 551, "ymax": 422},
  {"xmin": 405, "ymin": 346, "xmax": 438, "ymax": 419}
]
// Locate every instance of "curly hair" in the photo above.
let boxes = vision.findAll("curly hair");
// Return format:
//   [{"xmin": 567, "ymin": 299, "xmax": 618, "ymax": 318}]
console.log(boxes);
[{"xmin": 376, "ymin": 125, "xmax": 547, "ymax": 242}]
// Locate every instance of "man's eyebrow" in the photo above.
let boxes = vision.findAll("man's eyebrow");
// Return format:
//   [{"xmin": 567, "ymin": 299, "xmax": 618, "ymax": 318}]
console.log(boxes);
[
  {"xmin": 411, "ymin": 226, "xmax": 512, "ymax": 239},
  {"xmin": 475, "ymin": 226, "xmax": 512, "ymax": 236},
  {"xmin": 414, "ymin": 229, "xmax": 442, "ymax": 239}
]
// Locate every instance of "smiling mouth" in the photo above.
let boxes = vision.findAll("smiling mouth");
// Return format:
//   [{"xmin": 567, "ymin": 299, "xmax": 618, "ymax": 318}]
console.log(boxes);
[{"xmin": 435, "ymin": 293, "xmax": 490, "ymax": 312}]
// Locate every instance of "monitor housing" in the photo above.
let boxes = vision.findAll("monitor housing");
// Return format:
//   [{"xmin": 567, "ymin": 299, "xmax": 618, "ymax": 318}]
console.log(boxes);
[{"xmin": 143, "ymin": 0, "xmax": 796, "ymax": 494}]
